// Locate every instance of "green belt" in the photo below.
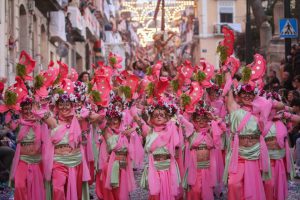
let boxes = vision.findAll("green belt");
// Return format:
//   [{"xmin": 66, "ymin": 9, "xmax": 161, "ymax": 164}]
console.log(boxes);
[
  {"xmin": 20, "ymin": 154, "xmax": 41, "ymax": 164},
  {"xmin": 197, "ymin": 160, "xmax": 210, "ymax": 169},
  {"xmin": 269, "ymin": 149, "xmax": 285, "ymax": 160},
  {"xmin": 239, "ymin": 143, "xmax": 260, "ymax": 160},
  {"xmin": 54, "ymin": 151, "xmax": 82, "ymax": 167}
]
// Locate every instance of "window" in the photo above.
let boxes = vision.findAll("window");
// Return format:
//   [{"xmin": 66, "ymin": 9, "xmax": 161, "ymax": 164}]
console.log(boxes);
[
  {"xmin": 220, "ymin": 13, "xmax": 233, "ymax": 23},
  {"xmin": 219, "ymin": 7, "xmax": 233, "ymax": 23}
]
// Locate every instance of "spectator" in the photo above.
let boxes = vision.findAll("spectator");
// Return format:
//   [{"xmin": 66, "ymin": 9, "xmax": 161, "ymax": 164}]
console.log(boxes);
[
  {"xmin": 132, "ymin": 60, "xmax": 146, "ymax": 79},
  {"xmin": 285, "ymin": 55, "xmax": 293, "ymax": 75},
  {"xmin": 293, "ymin": 44, "xmax": 300, "ymax": 76},
  {"xmin": 281, "ymin": 71, "xmax": 294, "ymax": 91},
  {"xmin": 0, "ymin": 117, "xmax": 15, "ymax": 182},
  {"xmin": 78, "ymin": 71, "xmax": 90, "ymax": 83},
  {"xmin": 293, "ymin": 75, "xmax": 300, "ymax": 92},
  {"xmin": 289, "ymin": 98, "xmax": 300, "ymax": 178},
  {"xmin": 264, "ymin": 70, "xmax": 280, "ymax": 91},
  {"xmin": 287, "ymin": 90, "xmax": 300, "ymax": 106}
]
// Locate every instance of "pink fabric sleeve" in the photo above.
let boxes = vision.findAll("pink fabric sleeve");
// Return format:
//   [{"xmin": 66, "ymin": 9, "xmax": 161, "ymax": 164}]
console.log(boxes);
[
  {"xmin": 178, "ymin": 114, "xmax": 194, "ymax": 138},
  {"xmin": 222, "ymin": 76, "xmax": 232, "ymax": 96}
]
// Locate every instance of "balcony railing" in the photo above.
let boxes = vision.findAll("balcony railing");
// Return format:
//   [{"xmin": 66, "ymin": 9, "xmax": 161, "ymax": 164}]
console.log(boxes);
[
  {"xmin": 49, "ymin": 11, "xmax": 67, "ymax": 43},
  {"xmin": 67, "ymin": 6, "xmax": 86, "ymax": 43},
  {"xmin": 213, "ymin": 23, "xmax": 242, "ymax": 35},
  {"xmin": 34, "ymin": 0, "xmax": 64, "ymax": 16}
]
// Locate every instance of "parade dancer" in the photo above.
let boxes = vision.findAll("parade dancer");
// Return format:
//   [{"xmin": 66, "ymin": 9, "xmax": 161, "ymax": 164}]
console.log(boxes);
[
  {"xmin": 134, "ymin": 100, "xmax": 181, "ymax": 200},
  {"xmin": 222, "ymin": 64, "xmax": 271, "ymax": 200},
  {"xmin": 260, "ymin": 92, "xmax": 295, "ymax": 200},
  {"xmin": 0, "ymin": 51, "xmax": 48, "ymax": 200},
  {"xmin": 99, "ymin": 105, "xmax": 136, "ymax": 200},
  {"xmin": 39, "ymin": 78, "xmax": 92, "ymax": 200},
  {"xmin": 183, "ymin": 105, "xmax": 223, "ymax": 200},
  {"xmin": 206, "ymin": 85, "xmax": 227, "ymax": 197},
  {"xmin": 4, "ymin": 96, "xmax": 47, "ymax": 200}
]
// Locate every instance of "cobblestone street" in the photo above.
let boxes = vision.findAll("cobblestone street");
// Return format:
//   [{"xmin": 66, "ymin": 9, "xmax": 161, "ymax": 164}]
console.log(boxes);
[{"xmin": 1, "ymin": 169, "xmax": 300, "ymax": 200}]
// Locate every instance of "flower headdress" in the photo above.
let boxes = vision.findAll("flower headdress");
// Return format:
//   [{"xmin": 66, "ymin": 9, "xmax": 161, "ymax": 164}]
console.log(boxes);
[
  {"xmin": 106, "ymin": 105, "xmax": 123, "ymax": 119},
  {"xmin": 51, "ymin": 79, "xmax": 77, "ymax": 104},
  {"xmin": 20, "ymin": 96, "xmax": 34, "ymax": 108},
  {"xmin": 74, "ymin": 81, "xmax": 88, "ymax": 102},
  {"xmin": 145, "ymin": 100, "xmax": 175, "ymax": 116},
  {"xmin": 109, "ymin": 92, "xmax": 127, "ymax": 108},
  {"xmin": 234, "ymin": 83, "xmax": 259, "ymax": 95},
  {"xmin": 260, "ymin": 90, "xmax": 282, "ymax": 102},
  {"xmin": 192, "ymin": 100, "xmax": 214, "ymax": 119}
]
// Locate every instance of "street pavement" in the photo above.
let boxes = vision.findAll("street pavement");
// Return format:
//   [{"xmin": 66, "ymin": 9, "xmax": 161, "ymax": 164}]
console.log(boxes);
[{"xmin": 1, "ymin": 170, "xmax": 300, "ymax": 200}]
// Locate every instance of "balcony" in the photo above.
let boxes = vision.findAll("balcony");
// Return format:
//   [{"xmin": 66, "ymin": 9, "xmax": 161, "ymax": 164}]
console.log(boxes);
[
  {"xmin": 49, "ymin": 11, "xmax": 67, "ymax": 43},
  {"xmin": 83, "ymin": 7, "xmax": 100, "ymax": 41},
  {"xmin": 67, "ymin": 6, "xmax": 86, "ymax": 43},
  {"xmin": 213, "ymin": 23, "xmax": 242, "ymax": 35},
  {"xmin": 34, "ymin": 0, "xmax": 64, "ymax": 16}
]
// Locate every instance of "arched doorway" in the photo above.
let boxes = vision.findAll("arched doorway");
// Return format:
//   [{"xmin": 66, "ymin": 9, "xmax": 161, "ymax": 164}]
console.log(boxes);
[{"xmin": 19, "ymin": 4, "xmax": 28, "ymax": 52}]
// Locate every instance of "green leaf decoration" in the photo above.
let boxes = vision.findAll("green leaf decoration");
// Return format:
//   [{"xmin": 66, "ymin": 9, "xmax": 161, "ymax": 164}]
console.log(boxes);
[
  {"xmin": 171, "ymin": 79, "xmax": 179, "ymax": 92},
  {"xmin": 241, "ymin": 66, "xmax": 252, "ymax": 83},
  {"xmin": 16, "ymin": 63, "xmax": 26, "ymax": 78},
  {"xmin": 145, "ymin": 82, "xmax": 154, "ymax": 97},
  {"xmin": 146, "ymin": 66, "xmax": 152, "ymax": 76},
  {"xmin": 91, "ymin": 90, "xmax": 101, "ymax": 102},
  {"xmin": 109, "ymin": 57, "xmax": 117, "ymax": 65},
  {"xmin": 4, "ymin": 90, "xmax": 17, "ymax": 106},
  {"xmin": 215, "ymin": 73, "xmax": 225, "ymax": 87},
  {"xmin": 216, "ymin": 45, "xmax": 228, "ymax": 64},
  {"xmin": 194, "ymin": 71, "xmax": 206, "ymax": 82},
  {"xmin": 34, "ymin": 75, "xmax": 44, "ymax": 89},
  {"xmin": 87, "ymin": 82, "xmax": 93, "ymax": 94},
  {"xmin": 119, "ymin": 86, "xmax": 132, "ymax": 99},
  {"xmin": 181, "ymin": 94, "xmax": 191, "ymax": 108},
  {"xmin": 53, "ymin": 88, "xmax": 64, "ymax": 95},
  {"xmin": 53, "ymin": 73, "xmax": 61, "ymax": 85}
]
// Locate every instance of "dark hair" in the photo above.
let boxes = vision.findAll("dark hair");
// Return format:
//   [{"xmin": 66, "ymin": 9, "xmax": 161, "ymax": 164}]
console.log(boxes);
[
  {"xmin": 289, "ymin": 90, "xmax": 300, "ymax": 99},
  {"xmin": 294, "ymin": 75, "xmax": 300, "ymax": 82},
  {"xmin": 78, "ymin": 71, "xmax": 90, "ymax": 82},
  {"xmin": 291, "ymin": 98, "xmax": 300, "ymax": 107}
]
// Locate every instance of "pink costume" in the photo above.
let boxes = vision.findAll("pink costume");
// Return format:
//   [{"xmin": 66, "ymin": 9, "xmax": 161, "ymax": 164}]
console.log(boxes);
[
  {"xmin": 209, "ymin": 98, "xmax": 227, "ymax": 196},
  {"xmin": 101, "ymin": 125, "xmax": 136, "ymax": 200},
  {"xmin": 263, "ymin": 118, "xmax": 295, "ymax": 200},
  {"xmin": 172, "ymin": 115, "xmax": 194, "ymax": 199},
  {"xmin": 224, "ymin": 109, "xmax": 270, "ymax": 200},
  {"xmin": 10, "ymin": 119, "xmax": 46, "ymax": 200},
  {"xmin": 124, "ymin": 107, "xmax": 144, "ymax": 169},
  {"xmin": 95, "ymin": 119, "xmax": 109, "ymax": 199},
  {"xmin": 45, "ymin": 116, "xmax": 90, "ymax": 200},
  {"xmin": 140, "ymin": 121, "xmax": 181, "ymax": 200},
  {"xmin": 184, "ymin": 125, "xmax": 219, "ymax": 200},
  {"xmin": 79, "ymin": 107, "xmax": 95, "ymax": 185}
]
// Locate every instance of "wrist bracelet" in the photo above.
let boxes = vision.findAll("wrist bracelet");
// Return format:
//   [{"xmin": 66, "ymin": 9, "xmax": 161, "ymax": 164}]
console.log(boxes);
[{"xmin": 42, "ymin": 112, "xmax": 51, "ymax": 120}]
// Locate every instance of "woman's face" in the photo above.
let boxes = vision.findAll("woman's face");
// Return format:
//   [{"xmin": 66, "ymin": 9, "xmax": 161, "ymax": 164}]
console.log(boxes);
[
  {"xmin": 21, "ymin": 104, "xmax": 35, "ymax": 120},
  {"xmin": 57, "ymin": 101, "xmax": 73, "ymax": 118},
  {"xmin": 113, "ymin": 101, "xmax": 123, "ymax": 111},
  {"xmin": 150, "ymin": 109, "xmax": 168, "ymax": 126},
  {"xmin": 209, "ymin": 90, "xmax": 220, "ymax": 101},
  {"xmin": 74, "ymin": 101, "xmax": 83, "ymax": 110},
  {"xmin": 287, "ymin": 92, "xmax": 294, "ymax": 102},
  {"xmin": 238, "ymin": 92, "xmax": 255, "ymax": 106},
  {"xmin": 109, "ymin": 117, "xmax": 121, "ymax": 128},
  {"xmin": 192, "ymin": 115, "xmax": 209, "ymax": 129}
]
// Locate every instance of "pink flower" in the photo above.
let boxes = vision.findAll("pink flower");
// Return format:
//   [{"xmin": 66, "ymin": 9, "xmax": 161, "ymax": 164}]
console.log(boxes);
[{"xmin": 242, "ymin": 84, "xmax": 254, "ymax": 93}]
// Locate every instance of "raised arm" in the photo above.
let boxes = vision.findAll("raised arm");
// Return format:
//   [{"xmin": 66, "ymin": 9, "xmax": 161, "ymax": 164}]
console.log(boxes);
[{"xmin": 223, "ymin": 72, "xmax": 240, "ymax": 113}]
